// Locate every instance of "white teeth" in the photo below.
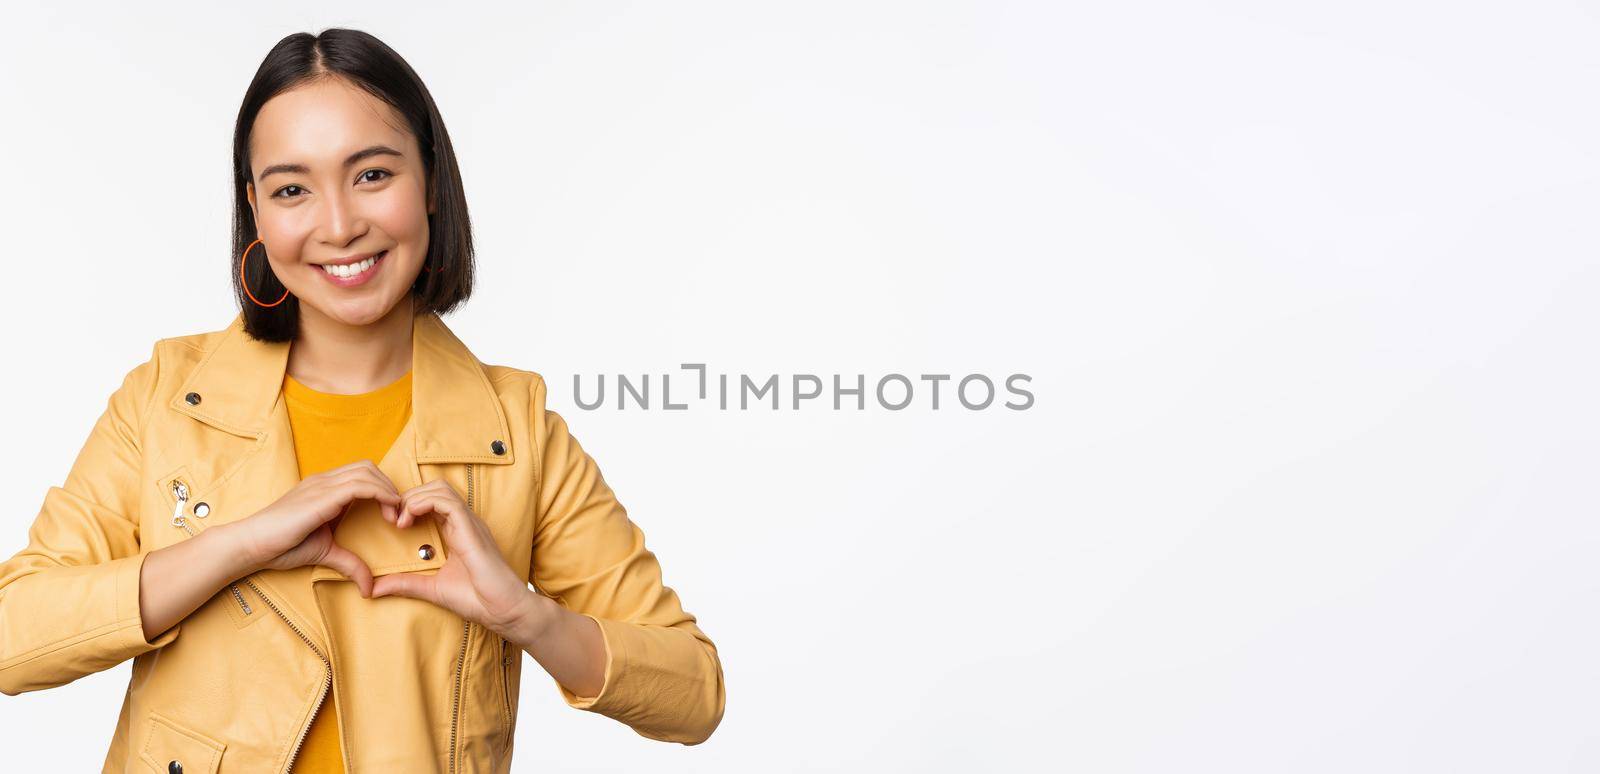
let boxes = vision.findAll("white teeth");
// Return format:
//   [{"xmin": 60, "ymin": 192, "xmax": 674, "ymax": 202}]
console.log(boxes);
[{"xmin": 320, "ymin": 253, "xmax": 380, "ymax": 278}]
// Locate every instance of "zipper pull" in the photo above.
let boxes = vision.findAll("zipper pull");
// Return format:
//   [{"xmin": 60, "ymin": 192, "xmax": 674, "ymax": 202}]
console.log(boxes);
[{"xmin": 170, "ymin": 480, "xmax": 193, "ymax": 534}]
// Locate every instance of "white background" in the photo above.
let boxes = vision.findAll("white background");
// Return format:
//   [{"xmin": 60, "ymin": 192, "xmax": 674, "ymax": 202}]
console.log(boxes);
[{"xmin": 2, "ymin": 1, "xmax": 1597, "ymax": 771}]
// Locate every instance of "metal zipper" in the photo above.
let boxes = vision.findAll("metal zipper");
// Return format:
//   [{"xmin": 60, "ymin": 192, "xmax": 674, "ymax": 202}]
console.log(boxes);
[
  {"xmin": 449, "ymin": 620, "xmax": 471, "ymax": 774},
  {"xmin": 229, "ymin": 584, "xmax": 254, "ymax": 615},
  {"xmin": 170, "ymin": 480, "xmax": 252, "ymax": 617},
  {"xmin": 245, "ymin": 576, "xmax": 332, "ymax": 774},
  {"xmin": 500, "ymin": 636, "xmax": 514, "ymax": 751},
  {"xmin": 448, "ymin": 463, "xmax": 476, "ymax": 774}
]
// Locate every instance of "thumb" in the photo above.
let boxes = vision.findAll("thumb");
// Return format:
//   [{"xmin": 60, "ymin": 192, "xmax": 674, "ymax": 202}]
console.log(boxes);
[
  {"xmin": 320, "ymin": 542, "xmax": 375, "ymax": 599},
  {"xmin": 372, "ymin": 571, "xmax": 438, "ymax": 604}
]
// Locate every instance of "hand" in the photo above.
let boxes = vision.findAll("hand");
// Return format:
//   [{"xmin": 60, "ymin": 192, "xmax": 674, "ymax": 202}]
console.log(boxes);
[
  {"xmin": 228, "ymin": 460, "xmax": 402, "ymax": 598},
  {"xmin": 370, "ymin": 479, "xmax": 539, "ymax": 635}
]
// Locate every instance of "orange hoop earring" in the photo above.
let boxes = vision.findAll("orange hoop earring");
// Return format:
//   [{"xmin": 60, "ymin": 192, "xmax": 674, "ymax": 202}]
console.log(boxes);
[{"xmin": 240, "ymin": 238, "xmax": 291, "ymax": 308}]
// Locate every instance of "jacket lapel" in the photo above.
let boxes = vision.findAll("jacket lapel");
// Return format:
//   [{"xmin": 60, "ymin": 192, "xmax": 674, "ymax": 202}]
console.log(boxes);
[{"xmin": 171, "ymin": 311, "xmax": 516, "ymax": 461}]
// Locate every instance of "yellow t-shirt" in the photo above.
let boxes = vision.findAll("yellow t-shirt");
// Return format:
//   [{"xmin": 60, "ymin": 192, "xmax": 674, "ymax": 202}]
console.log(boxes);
[{"xmin": 282, "ymin": 369, "xmax": 413, "ymax": 774}]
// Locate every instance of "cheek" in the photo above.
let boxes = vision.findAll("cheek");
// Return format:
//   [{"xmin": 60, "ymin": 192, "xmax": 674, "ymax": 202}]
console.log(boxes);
[
  {"xmin": 256, "ymin": 209, "xmax": 317, "ymax": 266},
  {"xmin": 374, "ymin": 188, "xmax": 430, "ymax": 243}
]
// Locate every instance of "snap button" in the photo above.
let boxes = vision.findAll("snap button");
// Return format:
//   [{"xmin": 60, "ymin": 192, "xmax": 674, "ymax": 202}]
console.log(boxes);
[
  {"xmin": 491, "ymin": 439, "xmax": 506, "ymax": 455},
  {"xmin": 418, "ymin": 544, "xmax": 435, "ymax": 560},
  {"xmin": 184, "ymin": 392, "xmax": 201, "ymax": 405},
  {"xmin": 168, "ymin": 761, "xmax": 183, "ymax": 774},
  {"xmin": 193, "ymin": 502, "xmax": 210, "ymax": 518}
]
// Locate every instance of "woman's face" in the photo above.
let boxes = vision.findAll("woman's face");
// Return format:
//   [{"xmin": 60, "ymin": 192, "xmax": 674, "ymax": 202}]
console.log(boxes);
[{"xmin": 245, "ymin": 76, "xmax": 432, "ymax": 329}]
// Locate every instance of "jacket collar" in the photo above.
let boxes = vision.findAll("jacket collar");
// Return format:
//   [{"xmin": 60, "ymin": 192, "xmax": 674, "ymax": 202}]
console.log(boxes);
[{"xmin": 169, "ymin": 310, "xmax": 514, "ymax": 465}]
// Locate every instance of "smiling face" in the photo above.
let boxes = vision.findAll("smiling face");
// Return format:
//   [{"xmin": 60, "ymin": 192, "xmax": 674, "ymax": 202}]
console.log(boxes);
[{"xmin": 245, "ymin": 75, "xmax": 434, "ymax": 329}]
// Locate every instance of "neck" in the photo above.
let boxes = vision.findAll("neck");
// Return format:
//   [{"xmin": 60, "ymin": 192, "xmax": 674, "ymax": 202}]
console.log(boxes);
[{"xmin": 287, "ymin": 298, "xmax": 417, "ymax": 394}]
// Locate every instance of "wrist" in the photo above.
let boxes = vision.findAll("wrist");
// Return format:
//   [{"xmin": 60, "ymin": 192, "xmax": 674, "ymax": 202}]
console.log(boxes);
[
  {"xmin": 501, "ymin": 587, "xmax": 554, "ymax": 646},
  {"xmin": 206, "ymin": 522, "xmax": 265, "ymax": 579}
]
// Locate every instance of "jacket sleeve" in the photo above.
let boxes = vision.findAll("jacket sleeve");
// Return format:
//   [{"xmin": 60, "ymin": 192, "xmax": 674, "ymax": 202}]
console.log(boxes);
[
  {"xmin": 0, "ymin": 344, "xmax": 181, "ymax": 696},
  {"xmin": 527, "ymin": 375, "xmax": 726, "ymax": 745}
]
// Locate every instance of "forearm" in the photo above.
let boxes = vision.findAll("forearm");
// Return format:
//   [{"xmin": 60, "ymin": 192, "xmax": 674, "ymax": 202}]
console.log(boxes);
[
  {"xmin": 137, "ymin": 522, "xmax": 260, "ymax": 642},
  {"xmin": 499, "ymin": 589, "xmax": 607, "ymax": 700},
  {"xmin": 494, "ymin": 585, "xmax": 725, "ymax": 742}
]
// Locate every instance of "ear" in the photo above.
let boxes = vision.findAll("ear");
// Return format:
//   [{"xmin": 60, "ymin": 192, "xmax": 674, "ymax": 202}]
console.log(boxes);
[{"xmin": 246, "ymin": 181, "xmax": 258, "ymax": 222}]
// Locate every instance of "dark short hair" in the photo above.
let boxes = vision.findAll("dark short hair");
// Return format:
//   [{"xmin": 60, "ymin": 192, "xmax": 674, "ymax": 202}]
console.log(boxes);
[{"xmin": 231, "ymin": 28, "xmax": 473, "ymax": 342}]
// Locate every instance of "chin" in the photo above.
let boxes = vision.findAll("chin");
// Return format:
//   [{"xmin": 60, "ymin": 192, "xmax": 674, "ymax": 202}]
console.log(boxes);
[{"xmin": 311, "ymin": 294, "xmax": 407, "ymax": 328}]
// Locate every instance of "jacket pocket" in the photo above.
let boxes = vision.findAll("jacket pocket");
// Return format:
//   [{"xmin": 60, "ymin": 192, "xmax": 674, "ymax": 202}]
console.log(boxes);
[{"xmin": 139, "ymin": 710, "xmax": 225, "ymax": 774}]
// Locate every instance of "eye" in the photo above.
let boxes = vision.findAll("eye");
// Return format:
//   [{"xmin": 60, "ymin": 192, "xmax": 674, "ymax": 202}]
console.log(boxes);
[
  {"xmin": 358, "ymin": 169, "xmax": 393, "ymax": 184},
  {"xmin": 270, "ymin": 184, "xmax": 305, "ymax": 200}
]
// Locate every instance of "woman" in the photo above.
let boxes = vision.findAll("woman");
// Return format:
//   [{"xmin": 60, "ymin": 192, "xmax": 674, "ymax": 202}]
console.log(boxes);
[{"xmin": 0, "ymin": 28, "xmax": 724, "ymax": 773}]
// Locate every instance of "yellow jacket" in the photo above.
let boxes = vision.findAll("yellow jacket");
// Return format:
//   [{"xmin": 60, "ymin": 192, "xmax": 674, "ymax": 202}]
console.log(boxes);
[{"xmin": 0, "ymin": 311, "xmax": 726, "ymax": 772}]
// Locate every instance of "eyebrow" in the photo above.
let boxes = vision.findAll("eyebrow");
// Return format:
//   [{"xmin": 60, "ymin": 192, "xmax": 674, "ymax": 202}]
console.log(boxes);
[{"xmin": 256, "ymin": 144, "xmax": 405, "ymax": 182}]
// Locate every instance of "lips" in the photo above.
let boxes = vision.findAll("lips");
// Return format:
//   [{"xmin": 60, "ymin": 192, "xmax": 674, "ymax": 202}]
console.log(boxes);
[{"xmin": 315, "ymin": 250, "xmax": 388, "ymax": 287}]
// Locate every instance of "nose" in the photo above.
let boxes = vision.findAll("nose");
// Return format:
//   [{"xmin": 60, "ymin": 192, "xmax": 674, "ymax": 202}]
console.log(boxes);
[{"xmin": 319, "ymin": 186, "xmax": 369, "ymax": 248}]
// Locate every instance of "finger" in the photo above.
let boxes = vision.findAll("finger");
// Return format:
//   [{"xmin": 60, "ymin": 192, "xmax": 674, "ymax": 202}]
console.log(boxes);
[
  {"xmin": 400, "ymin": 494, "xmax": 486, "ymax": 559},
  {"xmin": 399, "ymin": 493, "xmax": 448, "ymax": 530},
  {"xmin": 359, "ymin": 461, "xmax": 403, "ymax": 494},
  {"xmin": 397, "ymin": 483, "xmax": 463, "ymax": 524},
  {"xmin": 371, "ymin": 571, "xmax": 437, "ymax": 603},
  {"xmin": 344, "ymin": 480, "xmax": 403, "ymax": 524},
  {"xmin": 410, "ymin": 493, "xmax": 466, "ymax": 531},
  {"xmin": 319, "ymin": 542, "xmax": 376, "ymax": 599},
  {"xmin": 341, "ymin": 466, "xmax": 403, "ymax": 499},
  {"xmin": 325, "ymin": 462, "xmax": 400, "ymax": 496},
  {"xmin": 316, "ymin": 484, "xmax": 396, "ymax": 530},
  {"xmin": 402, "ymin": 478, "xmax": 456, "ymax": 498},
  {"xmin": 353, "ymin": 480, "xmax": 401, "ymax": 525},
  {"xmin": 357, "ymin": 461, "xmax": 404, "ymax": 496},
  {"xmin": 352, "ymin": 469, "xmax": 404, "ymax": 524},
  {"xmin": 400, "ymin": 492, "xmax": 444, "ymax": 527}
]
